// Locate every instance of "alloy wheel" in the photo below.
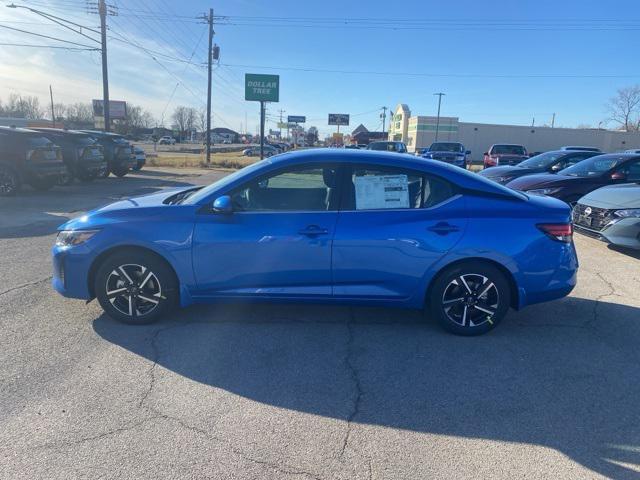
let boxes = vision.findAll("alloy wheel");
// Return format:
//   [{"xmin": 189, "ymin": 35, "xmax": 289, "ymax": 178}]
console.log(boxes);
[
  {"xmin": 0, "ymin": 170, "xmax": 16, "ymax": 195},
  {"xmin": 441, "ymin": 273, "xmax": 500, "ymax": 327},
  {"xmin": 105, "ymin": 264, "xmax": 162, "ymax": 318}
]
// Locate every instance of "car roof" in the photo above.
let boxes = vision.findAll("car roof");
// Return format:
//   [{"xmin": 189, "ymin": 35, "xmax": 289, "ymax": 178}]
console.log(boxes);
[
  {"xmin": 31, "ymin": 128, "xmax": 90, "ymax": 136},
  {"xmin": 77, "ymin": 129, "xmax": 124, "ymax": 138},
  {"xmin": 491, "ymin": 143, "xmax": 524, "ymax": 147},
  {"xmin": 0, "ymin": 125, "xmax": 44, "ymax": 135},
  {"xmin": 263, "ymin": 149, "xmax": 525, "ymax": 199}
]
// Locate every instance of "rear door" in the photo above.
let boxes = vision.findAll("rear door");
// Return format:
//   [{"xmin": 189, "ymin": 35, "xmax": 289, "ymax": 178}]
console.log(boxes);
[{"xmin": 332, "ymin": 163, "xmax": 466, "ymax": 301}]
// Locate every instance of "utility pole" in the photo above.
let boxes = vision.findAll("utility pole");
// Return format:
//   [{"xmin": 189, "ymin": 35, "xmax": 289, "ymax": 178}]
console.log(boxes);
[
  {"xmin": 49, "ymin": 85, "xmax": 55, "ymax": 128},
  {"xmin": 260, "ymin": 101, "xmax": 265, "ymax": 159},
  {"xmin": 98, "ymin": 0, "xmax": 110, "ymax": 131},
  {"xmin": 531, "ymin": 117, "xmax": 535, "ymax": 127},
  {"xmin": 433, "ymin": 93, "xmax": 445, "ymax": 141},
  {"xmin": 205, "ymin": 8, "xmax": 214, "ymax": 164},
  {"xmin": 277, "ymin": 109, "xmax": 286, "ymax": 139},
  {"xmin": 380, "ymin": 106, "xmax": 388, "ymax": 133},
  {"xmin": 551, "ymin": 113, "xmax": 556, "ymax": 128}
]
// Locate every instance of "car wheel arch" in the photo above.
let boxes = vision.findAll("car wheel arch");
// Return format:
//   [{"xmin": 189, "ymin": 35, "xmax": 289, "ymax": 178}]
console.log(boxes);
[
  {"xmin": 87, "ymin": 245, "xmax": 179, "ymax": 300},
  {"xmin": 424, "ymin": 257, "xmax": 520, "ymax": 310}
]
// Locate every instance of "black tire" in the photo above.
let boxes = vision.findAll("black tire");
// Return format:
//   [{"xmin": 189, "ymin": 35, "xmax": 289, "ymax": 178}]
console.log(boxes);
[
  {"xmin": 57, "ymin": 166, "xmax": 75, "ymax": 186},
  {"xmin": 112, "ymin": 167, "xmax": 129, "ymax": 177},
  {"xmin": 28, "ymin": 175, "xmax": 57, "ymax": 191},
  {"xmin": 0, "ymin": 164, "xmax": 21, "ymax": 196},
  {"xmin": 427, "ymin": 261, "xmax": 511, "ymax": 336},
  {"xmin": 98, "ymin": 166, "xmax": 110, "ymax": 178},
  {"xmin": 94, "ymin": 250, "xmax": 177, "ymax": 325},
  {"xmin": 76, "ymin": 169, "xmax": 96, "ymax": 182}
]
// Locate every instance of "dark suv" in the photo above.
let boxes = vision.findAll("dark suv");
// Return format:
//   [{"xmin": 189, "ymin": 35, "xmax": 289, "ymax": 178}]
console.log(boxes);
[
  {"xmin": 31, "ymin": 128, "xmax": 106, "ymax": 183},
  {"xmin": 79, "ymin": 130, "xmax": 135, "ymax": 177},
  {"xmin": 418, "ymin": 142, "xmax": 470, "ymax": 169},
  {"xmin": 0, "ymin": 126, "xmax": 66, "ymax": 196}
]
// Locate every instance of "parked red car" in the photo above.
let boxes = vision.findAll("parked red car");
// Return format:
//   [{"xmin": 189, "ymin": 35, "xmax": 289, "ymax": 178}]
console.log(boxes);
[{"xmin": 483, "ymin": 144, "xmax": 528, "ymax": 168}]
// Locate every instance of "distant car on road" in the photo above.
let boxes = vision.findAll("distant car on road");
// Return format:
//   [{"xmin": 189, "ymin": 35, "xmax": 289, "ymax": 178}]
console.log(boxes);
[
  {"xmin": 31, "ymin": 128, "xmax": 106, "ymax": 183},
  {"xmin": 132, "ymin": 147, "xmax": 146, "ymax": 171},
  {"xmin": 561, "ymin": 146, "xmax": 602, "ymax": 152},
  {"xmin": 367, "ymin": 141, "xmax": 407, "ymax": 153},
  {"xmin": 0, "ymin": 126, "xmax": 66, "ymax": 196},
  {"xmin": 419, "ymin": 142, "xmax": 470, "ymax": 169},
  {"xmin": 158, "ymin": 136, "xmax": 176, "ymax": 145},
  {"xmin": 573, "ymin": 183, "xmax": 640, "ymax": 250},
  {"xmin": 506, "ymin": 153, "xmax": 640, "ymax": 206},
  {"xmin": 52, "ymin": 149, "xmax": 577, "ymax": 336},
  {"xmin": 483, "ymin": 144, "xmax": 528, "ymax": 168},
  {"xmin": 243, "ymin": 145, "xmax": 279, "ymax": 157},
  {"xmin": 479, "ymin": 150, "xmax": 600, "ymax": 185},
  {"xmin": 625, "ymin": 149, "xmax": 640, "ymax": 154}
]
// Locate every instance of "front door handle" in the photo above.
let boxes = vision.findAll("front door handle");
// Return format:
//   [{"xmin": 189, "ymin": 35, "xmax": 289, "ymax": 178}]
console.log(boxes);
[
  {"xmin": 427, "ymin": 222, "xmax": 460, "ymax": 235},
  {"xmin": 298, "ymin": 225, "xmax": 329, "ymax": 236}
]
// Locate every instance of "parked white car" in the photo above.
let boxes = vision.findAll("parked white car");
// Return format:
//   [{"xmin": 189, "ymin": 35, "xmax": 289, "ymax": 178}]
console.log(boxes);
[{"xmin": 158, "ymin": 136, "xmax": 176, "ymax": 145}]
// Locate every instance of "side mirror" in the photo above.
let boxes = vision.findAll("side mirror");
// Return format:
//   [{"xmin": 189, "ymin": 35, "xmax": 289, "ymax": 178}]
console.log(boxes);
[
  {"xmin": 611, "ymin": 171, "xmax": 627, "ymax": 181},
  {"xmin": 466, "ymin": 150, "xmax": 471, "ymax": 155},
  {"xmin": 212, "ymin": 195, "xmax": 233, "ymax": 214},
  {"xmin": 483, "ymin": 152, "xmax": 488, "ymax": 156},
  {"xmin": 550, "ymin": 164, "xmax": 563, "ymax": 172}
]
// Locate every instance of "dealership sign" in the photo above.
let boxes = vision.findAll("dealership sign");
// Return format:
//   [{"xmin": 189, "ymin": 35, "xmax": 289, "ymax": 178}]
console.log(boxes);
[
  {"xmin": 288, "ymin": 115, "xmax": 306, "ymax": 123},
  {"xmin": 92, "ymin": 100, "xmax": 127, "ymax": 119},
  {"xmin": 328, "ymin": 113, "xmax": 349, "ymax": 126},
  {"xmin": 245, "ymin": 74, "xmax": 279, "ymax": 102}
]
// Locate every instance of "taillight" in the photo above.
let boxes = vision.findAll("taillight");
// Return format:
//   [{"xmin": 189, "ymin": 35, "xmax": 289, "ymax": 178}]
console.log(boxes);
[{"xmin": 537, "ymin": 223, "xmax": 573, "ymax": 243}]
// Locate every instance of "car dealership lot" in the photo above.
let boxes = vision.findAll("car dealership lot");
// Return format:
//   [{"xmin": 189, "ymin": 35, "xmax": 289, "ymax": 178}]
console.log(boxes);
[{"xmin": 1, "ymin": 168, "xmax": 639, "ymax": 479}]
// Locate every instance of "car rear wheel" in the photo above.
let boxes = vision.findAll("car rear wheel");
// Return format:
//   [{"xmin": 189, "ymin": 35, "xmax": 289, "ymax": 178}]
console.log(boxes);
[
  {"xmin": 95, "ymin": 251, "xmax": 177, "ymax": 325},
  {"xmin": 57, "ymin": 166, "xmax": 75, "ymax": 186},
  {"xmin": 0, "ymin": 164, "xmax": 21, "ymax": 196},
  {"xmin": 428, "ymin": 261, "xmax": 511, "ymax": 336},
  {"xmin": 112, "ymin": 167, "xmax": 129, "ymax": 177}
]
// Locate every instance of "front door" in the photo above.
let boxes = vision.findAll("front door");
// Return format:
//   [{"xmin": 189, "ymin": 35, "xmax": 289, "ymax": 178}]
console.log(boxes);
[
  {"xmin": 192, "ymin": 164, "xmax": 341, "ymax": 297},
  {"xmin": 332, "ymin": 163, "xmax": 466, "ymax": 301}
]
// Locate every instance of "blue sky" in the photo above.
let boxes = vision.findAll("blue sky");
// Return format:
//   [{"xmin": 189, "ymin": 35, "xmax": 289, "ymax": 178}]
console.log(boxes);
[{"xmin": 1, "ymin": 0, "xmax": 639, "ymax": 137}]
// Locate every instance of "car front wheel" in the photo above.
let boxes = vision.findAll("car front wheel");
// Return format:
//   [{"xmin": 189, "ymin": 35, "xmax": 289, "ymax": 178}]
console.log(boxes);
[
  {"xmin": 95, "ymin": 251, "xmax": 177, "ymax": 324},
  {"xmin": 428, "ymin": 261, "xmax": 511, "ymax": 336},
  {"xmin": 0, "ymin": 164, "xmax": 21, "ymax": 196}
]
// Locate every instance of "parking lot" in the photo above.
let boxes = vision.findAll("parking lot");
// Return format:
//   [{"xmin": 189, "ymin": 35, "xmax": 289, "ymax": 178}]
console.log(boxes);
[{"xmin": 1, "ymin": 167, "xmax": 639, "ymax": 479}]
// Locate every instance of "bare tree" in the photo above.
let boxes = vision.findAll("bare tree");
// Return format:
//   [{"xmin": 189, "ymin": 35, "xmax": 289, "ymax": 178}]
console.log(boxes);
[
  {"xmin": 197, "ymin": 106, "xmax": 207, "ymax": 134},
  {"xmin": 606, "ymin": 85, "xmax": 640, "ymax": 131},
  {"xmin": 65, "ymin": 102, "xmax": 94, "ymax": 123},
  {"xmin": 4, "ymin": 93, "xmax": 44, "ymax": 119},
  {"xmin": 172, "ymin": 106, "xmax": 188, "ymax": 140}
]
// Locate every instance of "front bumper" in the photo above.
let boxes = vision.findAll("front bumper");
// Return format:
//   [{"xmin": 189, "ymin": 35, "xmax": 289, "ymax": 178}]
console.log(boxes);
[
  {"xmin": 574, "ymin": 218, "xmax": 640, "ymax": 250},
  {"xmin": 52, "ymin": 243, "xmax": 94, "ymax": 299}
]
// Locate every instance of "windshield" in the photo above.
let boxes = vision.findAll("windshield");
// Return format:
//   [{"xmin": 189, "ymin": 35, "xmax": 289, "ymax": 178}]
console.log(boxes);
[
  {"xmin": 559, "ymin": 154, "xmax": 623, "ymax": 177},
  {"xmin": 184, "ymin": 159, "xmax": 271, "ymax": 204},
  {"xmin": 493, "ymin": 145, "xmax": 525, "ymax": 155},
  {"xmin": 430, "ymin": 143, "xmax": 463, "ymax": 153},
  {"xmin": 518, "ymin": 151, "xmax": 565, "ymax": 168}
]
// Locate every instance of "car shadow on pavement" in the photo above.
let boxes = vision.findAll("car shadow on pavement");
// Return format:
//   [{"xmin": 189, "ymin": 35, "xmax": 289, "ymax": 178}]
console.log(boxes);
[
  {"xmin": 608, "ymin": 244, "xmax": 640, "ymax": 260},
  {"xmin": 93, "ymin": 296, "xmax": 640, "ymax": 480}
]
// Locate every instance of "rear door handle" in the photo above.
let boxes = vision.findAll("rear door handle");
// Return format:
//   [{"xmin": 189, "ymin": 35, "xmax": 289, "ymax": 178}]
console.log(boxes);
[
  {"xmin": 298, "ymin": 225, "xmax": 329, "ymax": 236},
  {"xmin": 427, "ymin": 222, "xmax": 460, "ymax": 235}
]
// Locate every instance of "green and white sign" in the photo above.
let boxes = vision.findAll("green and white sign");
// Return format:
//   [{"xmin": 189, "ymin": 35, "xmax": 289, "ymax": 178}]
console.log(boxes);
[{"xmin": 245, "ymin": 73, "xmax": 280, "ymax": 102}]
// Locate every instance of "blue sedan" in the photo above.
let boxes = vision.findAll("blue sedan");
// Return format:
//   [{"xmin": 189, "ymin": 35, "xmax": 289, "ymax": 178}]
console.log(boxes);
[{"xmin": 52, "ymin": 149, "xmax": 577, "ymax": 335}]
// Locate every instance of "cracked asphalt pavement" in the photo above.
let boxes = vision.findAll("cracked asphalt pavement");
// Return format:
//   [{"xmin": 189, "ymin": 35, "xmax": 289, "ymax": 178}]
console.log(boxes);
[{"xmin": 1, "ymin": 168, "xmax": 640, "ymax": 479}]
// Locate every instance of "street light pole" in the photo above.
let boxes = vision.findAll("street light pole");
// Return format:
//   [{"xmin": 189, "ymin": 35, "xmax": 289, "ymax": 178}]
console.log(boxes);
[{"xmin": 433, "ymin": 93, "xmax": 445, "ymax": 142}]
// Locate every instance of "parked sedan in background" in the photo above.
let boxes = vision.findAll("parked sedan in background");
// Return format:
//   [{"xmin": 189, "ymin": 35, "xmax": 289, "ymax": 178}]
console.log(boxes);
[
  {"xmin": 573, "ymin": 183, "xmax": 640, "ymax": 250},
  {"xmin": 479, "ymin": 150, "xmax": 600, "ymax": 185},
  {"xmin": 158, "ymin": 136, "xmax": 176, "ymax": 145},
  {"xmin": 507, "ymin": 153, "xmax": 640, "ymax": 206},
  {"xmin": 418, "ymin": 142, "xmax": 470, "ymax": 169},
  {"xmin": 32, "ymin": 128, "xmax": 106, "ymax": 183},
  {"xmin": 52, "ymin": 149, "xmax": 578, "ymax": 336},
  {"xmin": 561, "ymin": 146, "xmax": 602, "ymax": 153},
  {"xmin": 79, "ymin": 130, "xmax": 136, "ymax": 177},
  {"xmin": 483, "ymin": 144, "xmax": 528, "ymax": 168},
  {"xmin": 242, "ymin": 145, "xmax": 279, "ymax": 157}
]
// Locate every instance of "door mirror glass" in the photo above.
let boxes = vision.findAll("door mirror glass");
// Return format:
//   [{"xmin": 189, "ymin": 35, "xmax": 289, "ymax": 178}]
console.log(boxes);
[
  {"xmin": 213, "ymin": 195, "xmax": 233, "ymax": 214},
  {"xmin": 611, "ymin": 171, "xmax": 627, "ymax": 181}
]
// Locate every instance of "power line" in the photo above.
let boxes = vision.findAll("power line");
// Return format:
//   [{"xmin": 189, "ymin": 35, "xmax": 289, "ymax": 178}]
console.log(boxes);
[
  {"xmin": 220, "ymin": 62, "xmax": 638, "ymax": 79},
  {"xmin": 0, "ymin": 42, "xmax": 96, "ymax": 50},
  {"xmin": 0, "ymin": 24, "xmax": 100, "ymax": 49}
]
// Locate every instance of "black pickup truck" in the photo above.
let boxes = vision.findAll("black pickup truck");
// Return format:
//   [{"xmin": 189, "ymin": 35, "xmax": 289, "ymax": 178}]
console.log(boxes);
[
  {"xmin": 31, "ymin": 128, "xmax": 106, "ymax": 183},
  {"xmin": 0, "ymin": 126, "xmax": 67, "ymax": 196},
  {"xmin": 78, "ymin": 130, "xmax": 136, "ymax": 177}
]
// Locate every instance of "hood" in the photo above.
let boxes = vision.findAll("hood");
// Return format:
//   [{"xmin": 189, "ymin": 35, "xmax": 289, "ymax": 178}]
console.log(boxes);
[
  {"xmin": 478, "ymin": 166, "xmax": 522, "ymax": 177},
  {"xmin": 579, "ymin": 183, "xmax": 640, "ymax": 209},
  {"xmin": 58, "ymin": 187, "xmax": 199, "ymax": 230},
  {"xmin": 506, "ymin": 173, "xmax": 583, "ymax": 190}
]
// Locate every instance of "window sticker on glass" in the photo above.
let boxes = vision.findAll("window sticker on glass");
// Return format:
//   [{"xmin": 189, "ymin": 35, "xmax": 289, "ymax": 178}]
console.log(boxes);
[{"xmin": 354, "ymin": 174, "xmax": 410, "ymax": 210}]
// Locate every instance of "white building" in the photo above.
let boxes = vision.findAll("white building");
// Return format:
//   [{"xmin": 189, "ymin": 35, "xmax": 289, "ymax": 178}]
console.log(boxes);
[{"xmin": 388, "ymin": 104, "xmax": 640, "ymax": 161}]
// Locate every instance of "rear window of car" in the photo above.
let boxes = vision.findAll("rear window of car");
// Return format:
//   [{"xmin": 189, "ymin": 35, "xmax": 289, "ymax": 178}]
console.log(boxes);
[
  {"xmin": 26, "ymin": 135, "xmax": 52, "ymax": 148},
  {"xmin": 492, "ymin": 145, "xmax": 526, "ymax": 155}
]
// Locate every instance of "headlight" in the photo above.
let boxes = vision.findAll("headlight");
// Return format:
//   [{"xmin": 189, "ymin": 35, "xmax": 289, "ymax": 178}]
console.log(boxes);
[
  {"xmin": 527, "ymin": 187, "xmax": 562, "ymax": 195},
  {"xmin": 56, "ymin": 229, "xmax": 99, "ymax": 247},
  {"xmin": 614, "ymin": 209, "xmax": 640, "ymax": 218}
]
